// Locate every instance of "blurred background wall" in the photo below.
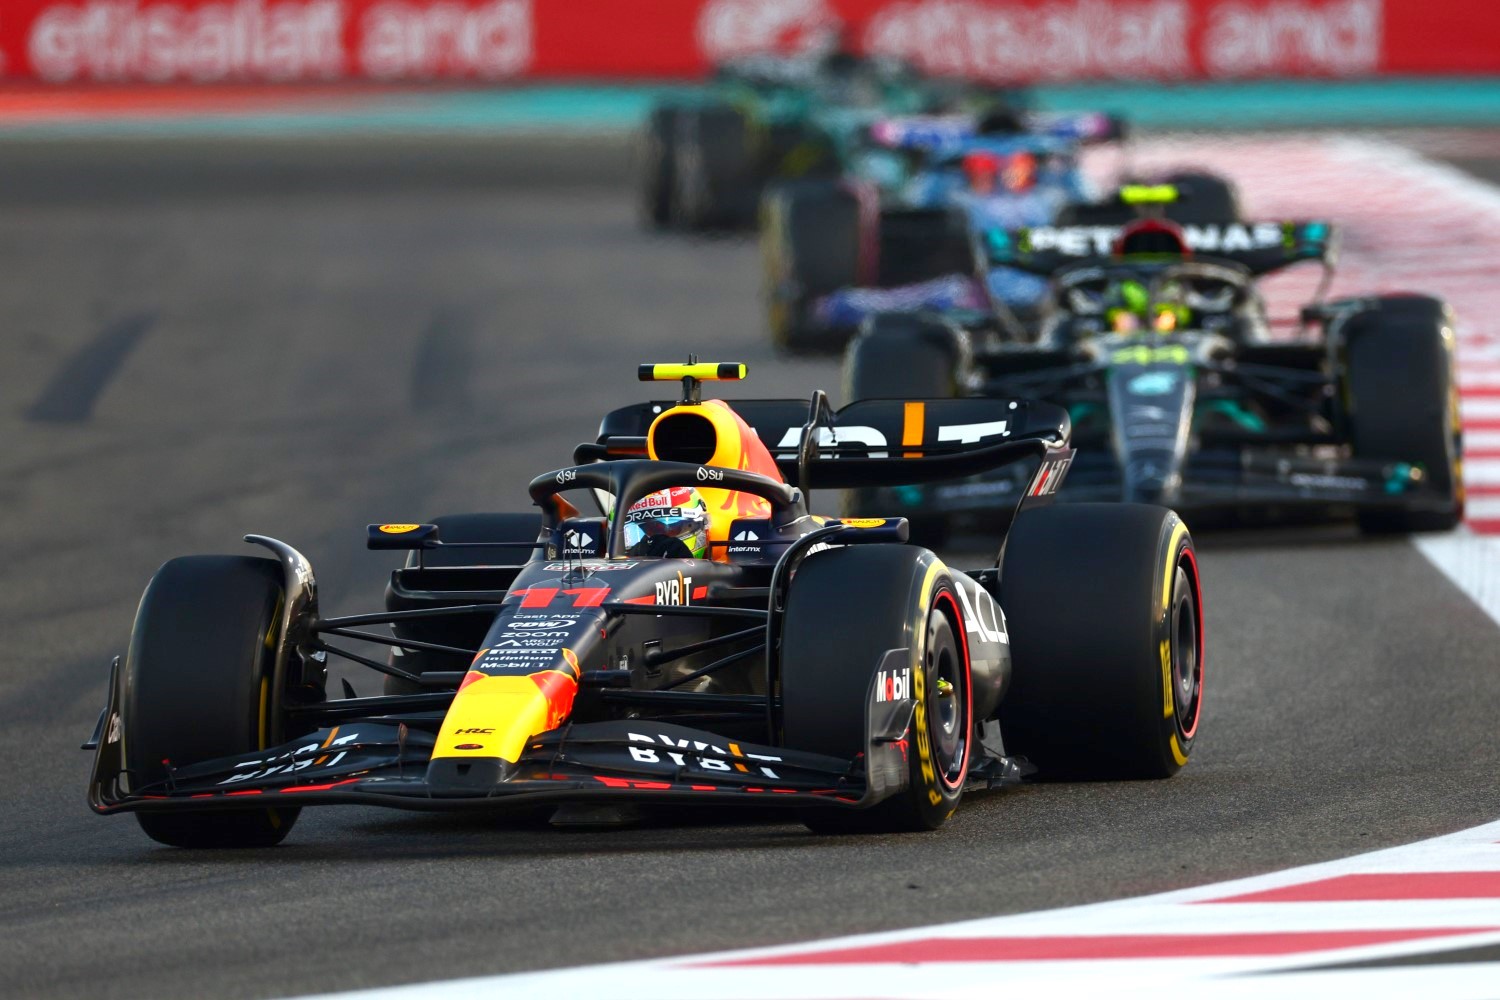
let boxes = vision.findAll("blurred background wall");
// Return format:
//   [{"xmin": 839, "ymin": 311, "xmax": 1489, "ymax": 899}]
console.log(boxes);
[{"xmin": 2, "ymin": 0, "xmax": 1494, "ymax": 87}]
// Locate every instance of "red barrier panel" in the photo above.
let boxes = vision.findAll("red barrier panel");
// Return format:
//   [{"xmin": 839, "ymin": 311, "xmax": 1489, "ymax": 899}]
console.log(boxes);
[{"xmin": 1, "ymin": 0, "xmax": 1496, "ymax": 85}]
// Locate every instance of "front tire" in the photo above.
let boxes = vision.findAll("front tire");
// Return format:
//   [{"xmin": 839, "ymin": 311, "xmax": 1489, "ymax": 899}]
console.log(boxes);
[
  {"xmin": 781, "ymin": 546, "xmax": 971, "ymax": 832},
  {"xmin": 999, "ymin": 504, "xmax": 1202, "ymax": 779},
  {"xmin": 1341, "ymin": 295, "xmax": 1463, "ymax": 534},
  {"xmin": 842, "ymin": 315, "xmax": 964, "ymax": 548},
  {"xmin": 843, "ymin": 313, "xmax": 964, "ymax": 401},
  {"xmin": 124, "ymin": 555, "xmax": 299, "ymax": 848}
]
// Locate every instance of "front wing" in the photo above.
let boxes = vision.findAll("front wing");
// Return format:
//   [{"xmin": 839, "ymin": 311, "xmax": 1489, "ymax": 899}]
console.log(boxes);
[
  {"xmin": 87, "ymin": 676, "xmax": 921, "ymax": 816},
  {"xmin": 866, "ymin": 449, "xmax": 1457, "ymax": 518}
]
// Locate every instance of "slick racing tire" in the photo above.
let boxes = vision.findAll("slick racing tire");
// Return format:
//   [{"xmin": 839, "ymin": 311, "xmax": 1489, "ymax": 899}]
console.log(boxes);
[
  {"xmin": 999, "ymin": 504, "xmax": 1202, "ymax": 779},
  {"xmin": 874, "ymin": 209, "xmax": 973, "ymax": 288},
  {"xmin": 639, "ymin": 105, "xmax": 679, "ymax": 228},
  {"xmin": 1058, "ymin": 171, "xmax": 1242, "ymax": 227},
  {"xmin": 671, "ymin": 104, "xmax": 757, "ymax": 230},
  {"xmin": 385, "ymin": 513, "xmax": 543, "ymax": 695},
  {"xmin": 843, "ymin": 313, "xmax": 964, "ymax": 401},
  {"xmin": 1161, "ymin": 171, "xmax": 1243, "ymax": 225},
  {"xmin": 781, "ymin": 546, "xmax": 972, "ymax": 833},
  {"xmin": 842, "ymin": 315, "xmax": 964, "ymax": 549},
  {"xmin": 1341, "ymin": 295, "xmax": 1463, "ymax": 534},
  {"xmin": 761, "ymin": 179, "xmax": 861, "ymax": 354},
  {"xmin": 123, "ymin": 555, "xmax": 300, "ymax": 848}
]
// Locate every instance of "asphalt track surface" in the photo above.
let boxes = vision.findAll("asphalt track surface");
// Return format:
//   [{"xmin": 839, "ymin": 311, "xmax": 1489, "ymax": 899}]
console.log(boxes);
[{"xmin": 2, "ymin": 133, "xmax": 1499, "ymax": 999}]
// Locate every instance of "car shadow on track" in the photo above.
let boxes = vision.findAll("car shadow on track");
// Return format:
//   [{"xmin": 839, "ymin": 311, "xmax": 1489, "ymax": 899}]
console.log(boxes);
[{"xmin": 118, "ymin": 807, "xmax": 846, "ymax": 864}]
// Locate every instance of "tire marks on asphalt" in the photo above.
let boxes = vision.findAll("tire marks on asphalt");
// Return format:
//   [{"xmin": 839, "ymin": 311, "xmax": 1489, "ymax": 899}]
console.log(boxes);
[
  {"xmin": 24, "ymin": 312, "xmax": 154, "ymax": 423},
  {"xmin": 409, "ymin": 306, "xmax": 477, "ymax": 416}
]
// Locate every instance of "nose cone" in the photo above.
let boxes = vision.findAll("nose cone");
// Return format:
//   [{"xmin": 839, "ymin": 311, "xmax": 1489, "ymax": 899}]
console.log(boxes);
[{"xmin": 425, "ymin": 670, "xmax": 578, "ymax": 789}]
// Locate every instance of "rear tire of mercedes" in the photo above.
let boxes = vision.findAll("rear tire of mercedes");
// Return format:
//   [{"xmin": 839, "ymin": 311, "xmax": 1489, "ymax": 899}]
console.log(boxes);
[
  {"xmin": 1162, "ymin": 171, "xmax": 1242, "ymax": 224},
  {"xmin": 781, "ymin": 546, "xmax": 971, "ymax": 833},
  {"xmin": 1343, "ymin": 295, "xmax": 1463, "ymax": 534},
  {"xmin": 639, "ymin": 105, "xmax": 679, "ymax": 229},
  {"xmin": 671, "ymin": 105, "xmax": 756, "ymax": 231},
  {"xmin": 384, "ymin": 512, "xmax": 544, "ymax": 694},
  {"xmin": 842, "ymin": 315, "xmax": 963, "ymax": 549},
  {"xmin": 761, "ymin": 180, "xmax": 861, "ymax": 354},
  {"xmin": 999, "ymin": 504, "xmax": 1202, "ymax": 780},
  {"xmin": 124, "ymin": 555, "xmax": 299, "ymax": 848}
]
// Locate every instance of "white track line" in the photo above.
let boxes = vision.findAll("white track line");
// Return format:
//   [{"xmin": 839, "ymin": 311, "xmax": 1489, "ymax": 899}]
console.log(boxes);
[{"xmin": 297, "ymin": 819, "xmax": 1500, "ymax": 999}]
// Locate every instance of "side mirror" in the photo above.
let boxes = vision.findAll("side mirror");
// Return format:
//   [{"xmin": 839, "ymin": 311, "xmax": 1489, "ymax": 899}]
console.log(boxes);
[{"xmin": 366, "ymin": 523, "xmax": 439, "ymax": 550}]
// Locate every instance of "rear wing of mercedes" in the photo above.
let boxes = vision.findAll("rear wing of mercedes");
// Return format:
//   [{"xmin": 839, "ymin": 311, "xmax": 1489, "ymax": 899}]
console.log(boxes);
[{"xmin": 979, "ymin": 220, "xmax": 1338, "ymax": 279}]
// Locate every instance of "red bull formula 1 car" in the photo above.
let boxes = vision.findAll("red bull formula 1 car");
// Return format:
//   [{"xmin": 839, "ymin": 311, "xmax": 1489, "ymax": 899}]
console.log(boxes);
[{"xmin": 85, "ymin": 364, "xmax": 1203, "ymax": 846}]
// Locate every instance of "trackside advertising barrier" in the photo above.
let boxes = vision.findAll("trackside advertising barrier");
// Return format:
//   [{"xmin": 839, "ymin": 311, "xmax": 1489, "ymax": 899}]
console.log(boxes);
[{"xmin": 2, "ymin": 0, "xmax": 1497, "ymax": 85}]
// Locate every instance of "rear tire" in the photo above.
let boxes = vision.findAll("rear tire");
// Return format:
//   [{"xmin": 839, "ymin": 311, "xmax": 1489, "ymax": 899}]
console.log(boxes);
[
  {"xmin": 874, "ymin": 209, "xmax": 972, "ymax": 287},
  {"xmin": 761, "ymin": 180, "xmax": 862, "ymax": 354},
  {"xmin": 999, "ymin": 504, "xmax": 1202, "ymax": 780},
  {"xmin": 1341, "ymin": 295, "xmax": 1463, "ymax": 534},
  {"xmin": 842, "ymin": 316, "xmax": 963, "ymax": 548},
  {"xmin": 781, "ymin": 546, "xmax": 971, "ymax": 832},
  {"xmin": 124, "ymin": 555, "xmax": 299, "ymax": 848},
  {"xmin": 1162, "ymin": 171, "xmax": 1242, "ymax": 224},
  {"xmin": 671, "ymin": 105, "xmax": 757, "ymax": 230},
  {"xmin": 639, "ymin": 105, "xmax": 679, "ymax": 228}
]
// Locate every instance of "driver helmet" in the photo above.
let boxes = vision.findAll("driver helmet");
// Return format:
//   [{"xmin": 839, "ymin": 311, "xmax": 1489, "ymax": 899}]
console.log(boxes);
[
  {"xmin": 1106, "ymin": 277, "xmax": 1191, "ymax": 333},
  {"xmin": 619, "ymin": 486, "xmax": 710, "ymax": 559},
  {"xmin": 961, "ymin": 150, "xmax": 1036, "ymax": 195},
  {"xmin": 1106, "ymin": 278, "xmax": 1151, "ymax": 332}
]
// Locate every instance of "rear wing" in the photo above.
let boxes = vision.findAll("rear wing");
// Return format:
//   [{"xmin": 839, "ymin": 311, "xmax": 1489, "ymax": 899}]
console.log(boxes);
[
  {"xmin": 1023, "ymin": 110, "xmax": 1126, "ymax": 144},
  {"xmin": 869, "ymin": 111, "xmax": 1121, "ymax": 156},
  {"xmin": 980, "ymin": 220, "xmax": 1338, "ymax": 278},
  {"xmin": 592, "ymin": 395, "xmax": 1071, "ymax": 492}
]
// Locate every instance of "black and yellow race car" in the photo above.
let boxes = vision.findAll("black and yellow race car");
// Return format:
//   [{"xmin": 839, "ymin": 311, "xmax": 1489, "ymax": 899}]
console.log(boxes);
[
  {"xmin": 85, "ymin": 364, "xmax": 1203, "ymax": 846},
  {"xmin": 844, "ymin": 212, "xmax": 1464, "ymax": 541}
]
